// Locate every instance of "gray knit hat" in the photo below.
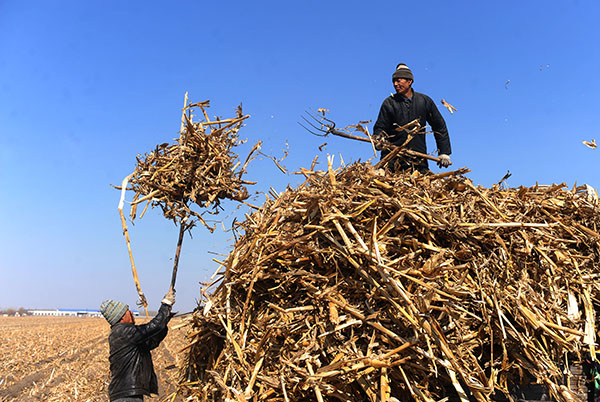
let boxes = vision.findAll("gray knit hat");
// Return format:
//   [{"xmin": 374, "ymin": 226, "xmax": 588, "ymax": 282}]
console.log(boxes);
[
  {"xmin": 392, "ymin": 63, "xmax": 414, "ymax": 81},
  {"xmin": 100, "ymin": 299, "xmax": 129, "ymax": 325}
]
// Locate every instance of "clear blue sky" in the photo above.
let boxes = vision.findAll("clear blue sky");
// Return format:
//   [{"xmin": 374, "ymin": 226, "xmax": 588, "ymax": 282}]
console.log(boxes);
[{"xmin": 1, "ymin": 1, "xmax": 598, "ymax": 313}]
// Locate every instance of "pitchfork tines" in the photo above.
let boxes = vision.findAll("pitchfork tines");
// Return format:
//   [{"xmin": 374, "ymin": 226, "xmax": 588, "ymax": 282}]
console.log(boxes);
[
  {"xmin": 298, "ymin": 110, "xmax": 340, "ymax": 137},
  {"xmin": 299, "ymin": 110, "xmax": 424, "ymax": 139}
]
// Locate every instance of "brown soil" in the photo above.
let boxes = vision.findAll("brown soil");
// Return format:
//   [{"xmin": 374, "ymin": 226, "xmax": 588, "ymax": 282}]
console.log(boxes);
[{"xmin": 0, "ymin": 315, "xmax": 188, "ymax": 401}]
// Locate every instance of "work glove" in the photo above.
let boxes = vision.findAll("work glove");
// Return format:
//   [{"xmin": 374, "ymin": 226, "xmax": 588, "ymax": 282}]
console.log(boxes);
[
  {"xmin": 161, "ymin": 288, "xmax": 176, "ymax": 306},
  {"xmin": 372, "ymin": 134, "xmax": 386, "ymax": 151},
  {"xmin": 437, "ymin": 154, "xmax": 451, "ymax": 168}
]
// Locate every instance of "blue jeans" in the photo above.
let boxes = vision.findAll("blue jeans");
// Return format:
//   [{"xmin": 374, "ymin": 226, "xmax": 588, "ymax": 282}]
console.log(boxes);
[{"xmin": 112, "ymin": 397, "xmax": 143, "ymax": 402}]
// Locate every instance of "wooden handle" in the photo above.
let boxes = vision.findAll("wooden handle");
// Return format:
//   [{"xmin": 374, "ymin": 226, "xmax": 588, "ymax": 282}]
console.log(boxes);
[
  {"xmin": 170, "ymin": 222, "xmax": 186, "ymax": 291},
  {"xmin": 328, "ymin": 129, "xmax": 445, "ymax": 163}
]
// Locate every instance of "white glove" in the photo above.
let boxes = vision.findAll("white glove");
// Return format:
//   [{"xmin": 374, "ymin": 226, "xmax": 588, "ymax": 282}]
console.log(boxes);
[
  {"xmin": 437, "ymin": 154, "xmax": 451, "ymax": 168},
  {"xmin": 373, "ymin": 134, "xmax": 386, "ymax": 151},
  {"xmin": 161, "ymin": 288, "xmax": 176, "ymax": 306}
]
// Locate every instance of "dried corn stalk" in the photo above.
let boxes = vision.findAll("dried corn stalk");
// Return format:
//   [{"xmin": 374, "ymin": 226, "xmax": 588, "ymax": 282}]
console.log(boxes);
[
  {"xmin": 128, "ymin": 98, "xmax": 259, "ymax": 230},
  {"xmin": 179, "ymin": 162, "xmax": 600, "ymax": 402},
  {"xmin": 116, "ymin": 95, "xmax": 260, "ymax": 298}
]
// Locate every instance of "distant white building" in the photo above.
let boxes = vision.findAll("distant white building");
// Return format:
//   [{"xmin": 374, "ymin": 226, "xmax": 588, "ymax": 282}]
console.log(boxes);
[{"xmin": 28, "ymin": 309, "xmax": 139, "ymax": 317}]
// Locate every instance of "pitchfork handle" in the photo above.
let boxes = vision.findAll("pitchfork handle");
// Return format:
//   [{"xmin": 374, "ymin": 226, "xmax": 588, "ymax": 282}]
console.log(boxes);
[
  {"xmin": 169, "ymin": 222, "xmax": 186, "ymax": 291},
  {"xmin": 328, "ymin": 129, "xmax": 444, "ymax": 163}
]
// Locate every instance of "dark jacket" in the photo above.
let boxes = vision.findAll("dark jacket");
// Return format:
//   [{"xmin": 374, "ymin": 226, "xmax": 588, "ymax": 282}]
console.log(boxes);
[
  {"xmin": 108, "ymin": 303, "xmax": 172, "ymax": 401},
  {"xmin": 373, "ymin": 90, "xmax": 451, "ymax": 172}
]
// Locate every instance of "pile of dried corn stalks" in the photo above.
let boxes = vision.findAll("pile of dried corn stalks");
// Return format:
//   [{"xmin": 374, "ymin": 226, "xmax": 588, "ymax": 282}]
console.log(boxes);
[
  {"xmin": 126, "ymin": 98, "xmax": 259, "ymax": 230},
  {"xmin": 116, "ymin": 96, "xmax": 260, "ymax": 312},
  {"xmin": 180, "ymin": 162, "xmax": 600, "ymax": 402}
]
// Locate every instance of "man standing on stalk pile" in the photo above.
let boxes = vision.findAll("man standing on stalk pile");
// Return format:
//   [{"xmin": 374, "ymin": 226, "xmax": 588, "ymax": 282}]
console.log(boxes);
[
  {"xmin": 373, "ymin": 62, "xmax": 452, "ymax": 174},
  {"xmin": 100, "ymin": 289, "xmax": 175, "ymax": 402}
]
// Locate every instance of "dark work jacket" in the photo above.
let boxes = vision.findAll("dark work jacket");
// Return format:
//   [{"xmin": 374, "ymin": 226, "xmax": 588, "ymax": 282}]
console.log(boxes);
[
  {"xmin": 373, "ymin": 90, "xmax": 451, "ymax": 172},
  {"xmin": 108, "ymin": 303, "xmax": 172, "ymax": 401}
]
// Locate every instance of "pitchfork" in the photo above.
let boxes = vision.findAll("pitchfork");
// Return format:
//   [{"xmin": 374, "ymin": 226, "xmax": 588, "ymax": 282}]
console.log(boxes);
[{"xmin": 299, "ymin": 110, "xmax": 447, "ymax": 164}]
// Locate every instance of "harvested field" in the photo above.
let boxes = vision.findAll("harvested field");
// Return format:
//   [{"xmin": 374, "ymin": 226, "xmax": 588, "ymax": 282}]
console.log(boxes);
[{"xmin": 0, "ymin": 316, "xmax": 188, "ymax": 402}]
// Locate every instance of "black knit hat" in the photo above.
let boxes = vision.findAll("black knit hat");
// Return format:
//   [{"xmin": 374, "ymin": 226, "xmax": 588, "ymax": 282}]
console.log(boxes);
[{"xmin": 392, "ymin": 63, "xmax": 414, "ymax": 82}]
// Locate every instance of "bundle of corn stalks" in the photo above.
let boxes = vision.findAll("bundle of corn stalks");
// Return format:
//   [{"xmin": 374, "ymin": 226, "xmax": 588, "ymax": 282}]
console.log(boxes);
[
  {"xmin": 179, "ymin": 161, "xmax": 600, "ymax": 402},
  {"xmin": 126, "ymin": 97, "xmax": 259, "ymax": 230},
  {"xmin": 115, "ymin": 95, "xmax": 260, "ymax": 312}
]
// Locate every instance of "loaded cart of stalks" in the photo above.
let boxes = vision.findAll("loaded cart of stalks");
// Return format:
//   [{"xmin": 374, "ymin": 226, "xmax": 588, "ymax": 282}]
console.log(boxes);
[
  {"xmin": 115, "ymin": 94, "xmax": 260, "ymax": 314},
  {"xmin": 178, "ymin": 159, "xmax": 600, "ymax": 402}
]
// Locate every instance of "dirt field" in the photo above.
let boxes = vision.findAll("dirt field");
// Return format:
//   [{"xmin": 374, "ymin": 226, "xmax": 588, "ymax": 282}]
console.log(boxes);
[{"xmin": 0, "ymin": 315, "xmax": 189, "ymax": 401}]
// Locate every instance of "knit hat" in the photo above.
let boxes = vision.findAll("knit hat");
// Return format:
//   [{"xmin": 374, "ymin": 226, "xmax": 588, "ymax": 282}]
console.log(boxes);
[
  {"xmin": 100, "ymin": 299, "xmax": 129, "ymax": 325},
  {"xmin": 392, "ymin": 63, "xmax": 414, "ymax": 81}
]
